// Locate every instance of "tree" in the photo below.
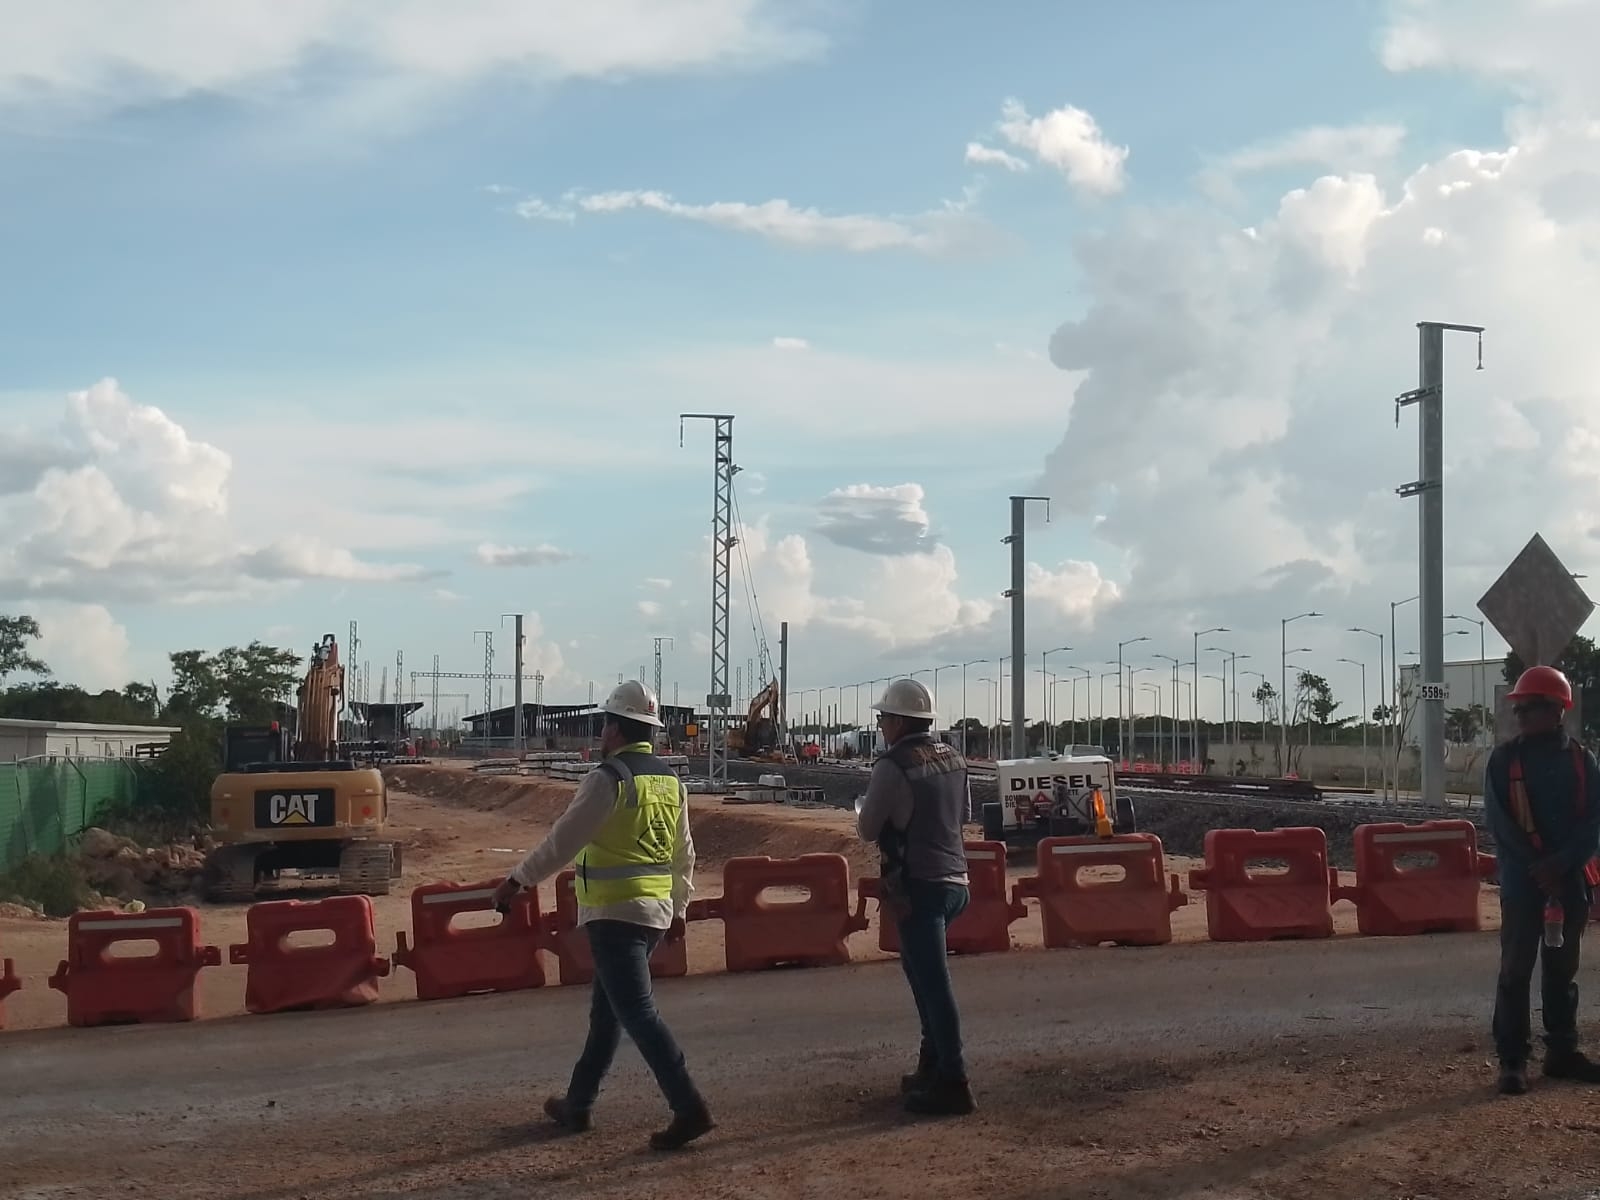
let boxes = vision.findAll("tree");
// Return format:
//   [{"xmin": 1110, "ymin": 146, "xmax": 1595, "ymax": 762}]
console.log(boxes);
[
  {"xmin": 1253, "ymin": 681, "xmax": 1278, "ymax": 722},
  {"xmin": 0, "ymin": 614, "xmax": 47, "ymax": 686},
  {"xmin": 1445, "ymin": 703, "xmax": 1491, "ymax": 744},
  {"xmin": 0, "ymin": 681, "xmax": 160, "ymax": 725},
  {"xmin": 1504, "ymin": 635, "xmax": 1600, "ymax": 741},
  {"xmin": 164, "ymin": 642, "xmax": 301, "ymax": 723}
]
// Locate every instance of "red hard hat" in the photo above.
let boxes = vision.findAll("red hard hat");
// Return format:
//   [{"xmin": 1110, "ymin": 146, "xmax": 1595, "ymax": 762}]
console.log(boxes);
[{"xmin": 1507, "ymin": 665, "xmax": 1573, "ymax": 710}]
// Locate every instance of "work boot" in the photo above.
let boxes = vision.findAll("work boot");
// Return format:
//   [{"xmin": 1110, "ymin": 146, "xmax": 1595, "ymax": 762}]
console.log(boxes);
[
  {"xmin": 543, "ymin": 1096, "xmax": 592, "ymax": 1133},
  {"xmin": 900, "ymin": 1047, "xmax": 937, "ymax": 1094},
  {"xmin": 1497, "ymin": 1063, "xmax": 1529, "ymax": 1095},
  {"xmin": 904, "ymin": 1078, "xmax": 976, "ymax": 1116},
  {"xmin": 1543, "ymin": 1050, "xmax": 1600, "ymax": 1083},
  {"xmin": 649, "ymin": 1104, "xmax": 715, "ymax": 1151}
]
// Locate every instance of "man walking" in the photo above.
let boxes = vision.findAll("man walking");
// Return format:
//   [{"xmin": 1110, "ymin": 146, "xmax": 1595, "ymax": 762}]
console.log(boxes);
[
  {"xmin": 856, "ymin": 678, "xmax": 975, "ymax": 1116},
  {"xmin": 493, "ymin": 680, "xmax": 713, "ymax": 1149},
  {"xmin": 1485, "ymin": 665, "xmax": 1600, "ymax": 1094}
]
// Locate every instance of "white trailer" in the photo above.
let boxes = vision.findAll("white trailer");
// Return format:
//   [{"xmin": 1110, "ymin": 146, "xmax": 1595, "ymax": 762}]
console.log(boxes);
[{"xmin": 981, "ymin": 753, "xmax": 1124, "ymax": 843}]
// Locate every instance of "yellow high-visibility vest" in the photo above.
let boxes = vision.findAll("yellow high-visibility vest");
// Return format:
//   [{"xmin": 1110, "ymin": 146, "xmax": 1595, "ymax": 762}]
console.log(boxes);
[{"xmin": 574, "ymin": 742, "xmax": 682, "ymax": 906}]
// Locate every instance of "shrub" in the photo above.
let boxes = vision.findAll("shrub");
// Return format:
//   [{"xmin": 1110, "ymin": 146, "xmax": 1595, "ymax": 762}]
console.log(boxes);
[{"xmin": 0, "ymin": 854, "xmax": 98, "ymax": 917}]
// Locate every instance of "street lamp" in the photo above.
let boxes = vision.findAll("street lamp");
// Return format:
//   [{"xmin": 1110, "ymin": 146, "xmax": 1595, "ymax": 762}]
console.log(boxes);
[
  {"xmin": 1242, "ymin": 669, "xmax": 1268, "ymax": 750},
  {"xmin": 960, "ymin": 659, "xmax": 990, "ymax": 753},
  {"xmin": 1098, "ymin": 669, "xmax": 1119, "ymax": 753},
  {"xmin": 1117, "ymin": 636, "xmax": 1149, "ymax": 760},
  {"xmin": 930, "ymin": 663, "xmax": 958, "ymax": 726},
  {"xmin": 1337, "ymin": 657, "xmax": 1369, "ymax": 789},
  {"xmin": 1152, "ymin": 653, "xmax": 1181, "ymax": 766},
  {"xmin": 1280, "ymin": 612, "xmax": 1322, "ymax": 773},
  {"xmin": 1446, "ymin": 614, "xmax": 1487, "ymax": 743},
  {"xmin": 1348, "ymin": 627, "xmax": 1388, "ymax": 801},
  {"xmin": 1041, "ymin": 645, "xmax": 1073, "ymax": 748},
  {"xmin": 977, "ymin": 676, "xmax": 997, "ymax": 757},
  {"xmin": 1192, "ymin": 626, "xmax": 1228, "ymax": 762},
  {"xmin": 1127, "ymin": 665, "xmax": 1151, "ymax": 761}
]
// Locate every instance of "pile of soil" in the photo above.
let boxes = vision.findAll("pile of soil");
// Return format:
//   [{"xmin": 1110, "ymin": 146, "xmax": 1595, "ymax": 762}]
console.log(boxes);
[{"xmin": 74, "ymin": 826, "xmax": 210, "ymax": 905}]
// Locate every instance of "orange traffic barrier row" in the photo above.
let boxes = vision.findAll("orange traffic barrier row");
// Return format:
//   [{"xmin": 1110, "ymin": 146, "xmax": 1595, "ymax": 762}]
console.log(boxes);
[
  {"xmin": 0, "ymin": 827, "xmax": 1537, "ymax": 1033},
  {"xmin": 855, "ymin": 841, "xmax": 1025, "ymax": 956},
  {"xmin": 1014, "ymin": 834, "xmax": 1186, "ymax": 948}
]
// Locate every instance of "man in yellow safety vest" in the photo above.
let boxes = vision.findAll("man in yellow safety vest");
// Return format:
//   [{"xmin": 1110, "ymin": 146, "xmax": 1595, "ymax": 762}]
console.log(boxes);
[{"xmin": 492, "ymin": 679, "xmax": 712, "ymax": 1150}]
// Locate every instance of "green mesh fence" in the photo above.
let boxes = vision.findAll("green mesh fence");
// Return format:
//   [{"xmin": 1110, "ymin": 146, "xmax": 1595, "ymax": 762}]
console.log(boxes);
[{"xmin": 0, "ymin": 759, "xmax": 148, "ymax": 871}]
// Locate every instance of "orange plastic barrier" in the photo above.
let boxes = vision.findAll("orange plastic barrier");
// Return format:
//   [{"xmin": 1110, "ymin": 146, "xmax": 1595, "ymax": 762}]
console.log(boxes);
[
  {"xmin": 0, "ymin": 952, "xmax": 19, "ymax": 1029},
  {"xmin": 706, "ymin": 854, "xmax": 868, "ymax": 972},
  {"xmin": 394, "ymin": 880, "xmax": 545, "ymax": 1000},
  {"xmin": 1187, "ymin": 827, "xmax": 1335, "ymax": 942},
  {"xmin": 1332, "ymin": 821, "xmax": 1484, "ymax": 937},
  {"xmin": 544, "ymin": 868, "xmax": 689, "ymax": 986},
  {"xmin": 1014, "ymin": 834, "xmax": 1186, "ymax": 948},
  {"xmin": 855, "ymin": 841, "xmax": 1024, "ymax": 955},
  {"xmin": 47, "ymin": 907, "xmax": 219, "ymax": 1027},
  {"xmin": 229, "ymin": 895, "xmax": 389, "ymax": 1014}
]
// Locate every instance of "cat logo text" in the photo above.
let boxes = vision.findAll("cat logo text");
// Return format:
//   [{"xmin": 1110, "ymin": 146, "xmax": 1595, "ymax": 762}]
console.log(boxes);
[{"xmin": 268, "ymin": 793, "xmax": 318, "ymax": 825}]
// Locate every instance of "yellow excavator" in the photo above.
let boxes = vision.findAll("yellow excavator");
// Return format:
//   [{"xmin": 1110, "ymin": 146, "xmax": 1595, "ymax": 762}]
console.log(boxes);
[
  {"xmin": 203, "ymin": 633, "xmax": 402, "ymax": 902},
  {"xmin": 727, "ymin": 678, "xmax": 786, "ymax": 761}
]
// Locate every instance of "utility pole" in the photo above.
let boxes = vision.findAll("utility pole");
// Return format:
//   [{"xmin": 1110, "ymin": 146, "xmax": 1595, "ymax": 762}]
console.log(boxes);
[
  {"xmin": 430, "ymin": 653, "xmax": 440, "ymax": 738},
  {"xmin": 1396, "ymin": 320, "xmax": 1483, "ymax": 807},
  {"xmin": 502, "ymin": 613, "xmax": 525, "ymax": 756},
  {"xmin": 779, "ymin": 621, "xmax": 789, "ymax": 752},
  {"xmin": 653, "ymin": 636, "xmax": 674, "ymax": 709},
  {"xmin": 1002, "ymin": 495, "xmax": 1050, "ymax": 758},
  {"xmin": 474, "ymin": 630, "xmax": 494, "ymax": 728},
  {"xmin": 681, "ymin": 413, "xmax": 737, "ymax": 791}
]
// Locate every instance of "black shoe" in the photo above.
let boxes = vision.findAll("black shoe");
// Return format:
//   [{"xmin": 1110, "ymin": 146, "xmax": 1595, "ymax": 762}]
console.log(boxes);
[
  {"xmin": 1497, "ymin": 1063, "xmax": 1529, "ymax": 1095},
  {"xmin": 543, "ymin": 1096, "xmax": 592, "ymax": 1133},
  {"xmin": 900, "ymin": 1049, "xmax": 937, "ymax": 1094},
  {"xmin": 1543, "ymin": 1050, "xmax": 1600, "ymax": 1083},
  {"xmin": 904, "ymin": 1078, "xmax": 976, "ymax": 1116},
  {"xmin": 649, "ymin": 1105, "xmax": 714, "ymax": 1151}
]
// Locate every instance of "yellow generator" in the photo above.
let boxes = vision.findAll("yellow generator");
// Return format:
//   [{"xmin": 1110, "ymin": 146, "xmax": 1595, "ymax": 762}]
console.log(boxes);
[{"xmin": 202, "ymin": 634, "xmax": 403, "ymax": 902}]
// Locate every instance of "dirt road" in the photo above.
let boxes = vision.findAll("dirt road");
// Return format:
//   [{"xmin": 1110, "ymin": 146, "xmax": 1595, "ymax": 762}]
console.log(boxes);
[{"xmin": 2, "ymin": 765, "xmax": 1593, "ymax": 1199}]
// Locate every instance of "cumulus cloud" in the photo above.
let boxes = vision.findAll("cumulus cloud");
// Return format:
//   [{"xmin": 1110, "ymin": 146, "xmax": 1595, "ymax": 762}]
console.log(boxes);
[
  {"xmin": 994, "ymin": 98, "xmax": 1128, "ymax": 196},
  {"xmin": 0, "ymin": 0, "xmax": 828, "ymax": 123},
  {"xmin": 0, "ymin": 379, "xmax": 439, "ymax": 603},
  {"xmin": 475, "ymin": 542, "xmax": 577, "ymax": 567},
  {"xmin": 518, "ymin": 188, "xmax": 991, "ymax": 256},
  {"xmin": 965, "ymin": 142, "xmax": 1029, "ymax": 172},
  {"xmin": 815, "ymin": 483, "xmax": 935, "ymax": 555},
  {"xmin": 31, "ymin": 603, "xmax": 133, "ymax": 692}
]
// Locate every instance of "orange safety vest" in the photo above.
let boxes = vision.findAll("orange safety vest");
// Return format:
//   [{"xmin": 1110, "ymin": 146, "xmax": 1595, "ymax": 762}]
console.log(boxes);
[{"xmin": 1505, "ymin": 740, "xmax": 1600, "ymax": 887}]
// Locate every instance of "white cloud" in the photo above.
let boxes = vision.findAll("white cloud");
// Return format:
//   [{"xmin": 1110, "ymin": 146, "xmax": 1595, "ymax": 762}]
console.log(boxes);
[
  {"xmin": 31, "ymin": 603, "xmax": 133, "ymax": 692},
  {"xmin": 474, "ymin": 542, "xmax": 577, "ymax": 567},
  {"xmin": 513, "ymin": 196, "xmax": 575, "ymax": 223},
  {"xmin": 637, "ymin": 599, "xmax": 664, "ymax": 618},
  {"xmin": 0, "ymin": 0, "xmax": 829, "ymax": 124},
  {"xmin": 644, "ymin": 577, "xmax": 674, "ymax": 590},
  {"xmin": 0, "ymin": 379, "xmax": 439, "ymax": 604},
  {"xmin": 1220, "ymin": 124, "xmax": 1407, "ymax": 176},
  {"xmin": 521, "ymin": 189, "xmax": 991, "ymax": 256},
  {"xmin": 995, "ymin": 98, "xmax": 1128, "ymax": 196},
  {"xmin": 965, "ymin": 142, "xmax": 1029, "ymax": 172},
  {"xmin": 815, "ymin": 483, "xmax": 935, "ymax": 555},
  {"xmin": 772, "ymin": 336, "xmax": 810, "ymax": 351},
  {"xmin": 433, "ymin": 589, "xmax": 465, "ymax": 602}
]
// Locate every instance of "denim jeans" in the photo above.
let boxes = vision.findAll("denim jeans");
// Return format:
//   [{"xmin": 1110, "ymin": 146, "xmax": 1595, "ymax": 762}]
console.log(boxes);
[
  {"xmin": 1492, "ymin": 891, "xmax": 1588, "ymax": 1064},
  {"xmin": 565, "ymin": 920, "xmax": 705, "ymax": 1116},
  {"xmin": 896, "ymin": 880, "xmax": 970, "ymax": 1083}
]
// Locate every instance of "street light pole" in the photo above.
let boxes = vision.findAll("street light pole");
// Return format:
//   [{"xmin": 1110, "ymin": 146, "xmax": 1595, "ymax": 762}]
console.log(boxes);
[
  {"xmin": 1117, "ymin": 636, "xmax": 1149, "ymax": 762},
  {"xmin": 1153, "ymin": 653, "xmax": 1180, "ymax": 767},
  {"xmin": 1280, "ymin": 612, "xmax": 1322, "ymax": 774},
  {"xmin": 1040, "ymin": 646, "xmax": 1072, "ymax": 752},
  {"xmin": 1192, "ymin": 626, "xmax": 1228, "ymax": 764},
  {"xmin": 1338, "ymin": 657, "xmax": 1369, "ymax": 788},
  {"xmin": 1446, "ymin": 613, "xmax": 1488, "ymax": 745},
  {"xmin": 1349, "ymin": 628, "xmax": 1388, "ymax": 801}
]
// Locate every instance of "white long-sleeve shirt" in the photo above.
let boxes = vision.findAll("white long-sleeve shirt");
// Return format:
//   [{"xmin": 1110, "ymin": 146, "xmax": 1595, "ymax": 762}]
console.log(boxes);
[{"xmin": 509, "ymin": 765, "xmax": 694, "ymax": 930}]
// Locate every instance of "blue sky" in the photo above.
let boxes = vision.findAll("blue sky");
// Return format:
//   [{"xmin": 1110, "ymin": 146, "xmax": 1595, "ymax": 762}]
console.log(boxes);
[{"xmin": 2, "ymin": 0, "xmax": 1597, "ymax": 730}]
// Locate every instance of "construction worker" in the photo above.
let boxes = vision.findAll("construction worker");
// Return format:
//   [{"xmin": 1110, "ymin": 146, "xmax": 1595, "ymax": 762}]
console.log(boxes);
[
  {"xmin": 1485, "ymin": 665, "xmax": 1600, "ymax": 1094},
  {"xmin": 855, "ymin": 677, "xmax": 975, "ymax": 1116},
  {"xmin": 491, "ymin": 680, "xmax": 713, "ymax": 1150}
]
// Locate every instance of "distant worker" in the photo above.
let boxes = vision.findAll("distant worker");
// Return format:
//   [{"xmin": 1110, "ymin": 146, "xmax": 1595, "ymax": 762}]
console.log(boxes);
[
  {"xmin": 1485, "ymin": 665, "xmax": 1600, "ymax": 1094},
  {"xmin": 855, "ymin": 677, "xmax": 975, "ymax": 1116},
  {"xmin": 492, "ymin": 680, "xmax": 713, "ymax": 1149}
]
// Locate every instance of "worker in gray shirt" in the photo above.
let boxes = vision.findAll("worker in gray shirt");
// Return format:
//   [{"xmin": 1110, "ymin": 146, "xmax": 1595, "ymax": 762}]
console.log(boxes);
[{"xmin": 856, "ymin": 678, "xmax": 975, "ymax": 1116}]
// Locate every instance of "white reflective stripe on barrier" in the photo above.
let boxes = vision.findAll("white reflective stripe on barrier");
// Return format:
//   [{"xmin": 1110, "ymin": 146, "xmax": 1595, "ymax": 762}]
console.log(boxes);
[
  {"xmin": 965, "ymin": 849, "xmax": 999, "ymax": 861},
  {"xmin": 1371, "ymin": 830, "xmax": 1469, "ymax": 845},
  {"xmin": 1050, "ymin": 842, "xmax": 1149, "ymax": 856},
  {"xmin": 78, "ymin": 917, "xmax": 186, "ymax": 931},
  {"xmin": 421, "ymin": 888, "xmax": 498, "ymax": 904}
]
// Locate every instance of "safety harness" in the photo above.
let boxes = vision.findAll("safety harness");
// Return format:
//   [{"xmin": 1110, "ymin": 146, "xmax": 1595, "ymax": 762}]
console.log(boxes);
[{"xmin": 1505, "ymin": 739, "xmax": 1600, "ymax": 887}]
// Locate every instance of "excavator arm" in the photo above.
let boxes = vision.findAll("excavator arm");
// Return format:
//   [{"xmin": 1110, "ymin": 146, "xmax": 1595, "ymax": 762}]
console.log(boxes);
[{"xmin": 293, "ymin": 633, "xmax": 345, "ymax": 762}]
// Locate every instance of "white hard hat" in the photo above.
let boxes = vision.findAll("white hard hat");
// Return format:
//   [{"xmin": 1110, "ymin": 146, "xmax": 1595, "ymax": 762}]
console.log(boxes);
[
  {"xmin": 872, "ymin": 677, "xmax": 936, "ymax": 721},
  {"xmin": 601, "ymin": 679, "xmax": 664, "ymax": 728}
]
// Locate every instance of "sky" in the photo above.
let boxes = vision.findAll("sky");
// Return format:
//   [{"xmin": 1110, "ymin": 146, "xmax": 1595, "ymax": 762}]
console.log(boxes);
[{"xmin": 2, "ymin": 0, "xmax": 1599, "ymax": 732}]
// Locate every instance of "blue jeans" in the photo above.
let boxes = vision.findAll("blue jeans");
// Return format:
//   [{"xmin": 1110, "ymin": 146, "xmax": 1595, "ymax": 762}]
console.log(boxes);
[
  {"xmin": 896, "ymin": 880, "xmax": 970, "ymax": 1083},
  {"xmin": 565, "ymin": 920, "xmax": 705, "ymax": 1116}
]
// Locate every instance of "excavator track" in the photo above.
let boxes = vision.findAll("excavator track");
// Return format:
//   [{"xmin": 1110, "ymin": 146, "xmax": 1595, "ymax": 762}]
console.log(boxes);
[
  {"xmin": 203, "ymin": 844, "xmax": 263, "ymax": 904},
  {"xmin": 337, "ymin": 841, "xmax": 395, "ymax": 896}
]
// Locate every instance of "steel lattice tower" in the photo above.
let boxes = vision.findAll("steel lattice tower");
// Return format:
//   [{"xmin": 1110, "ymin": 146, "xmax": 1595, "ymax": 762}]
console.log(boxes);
[
  {"xmin": 653, "ymin": 636, "xmax": 674, "ymax": 712},
  {"xmin": 474, "ymin": 630, "xmax": 494, "ymax": 719},
  {"xmin": 431, "ymin": 654, "xmax": 440, "ymax": 735},
  {"xmin": 681, "ymin": 414, "xmax": 736, "ymax": 790}
]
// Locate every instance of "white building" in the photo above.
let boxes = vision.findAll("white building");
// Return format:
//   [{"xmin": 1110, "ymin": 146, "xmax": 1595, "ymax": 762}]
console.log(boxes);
[
  {"xmin": 0, "ymin": 718, "xmax": 180, "ymax": 763},
  {"xmin": 1397, "ymin": 657, "xmax": 1501, "ymax": 747}
]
